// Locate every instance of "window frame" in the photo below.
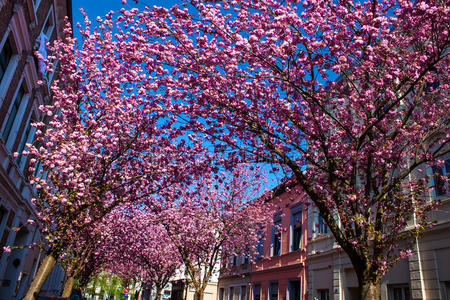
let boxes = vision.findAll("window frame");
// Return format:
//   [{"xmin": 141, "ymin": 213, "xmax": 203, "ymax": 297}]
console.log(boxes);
[
  {"xmin": 0, "ymin": 33, "xmax": 20, "ymax": 101},
  {"xmin": 33, "ymin": 0, "xmax": 42, "ymax": 12},
  {"xmin": 268, "ymin": 281, "xmax": 278, "ymax": 300},
  {"xmin": 255, "ymin": 231, "xmax": 265, "ymax": 260},
  {"xmin": 430, "ymin": 157, "xmax": 450, "ymax": 198},
  {"xmin": 240, "ymin": 286, "xmax": 247, "ymax": 300},
  {"xmin": 317, "ymin": 213, "xmax": 328, "ymax": 235},
  {"xmin": 2, "ymin": 85, "xmax": 24, "ymax": 142},
  {"xmin": 290, "ymin": 204, "xmax": 302, "ymax": 252},
  {"xmin": 317, "ymin": 289, "xmax": 329, "ymax": 300},
  {"xmin": 37, "ymin": 5, "xmax": 56, "ymax": 84},
  {"xmin": 1, "ymin": 82, "xmax": 31, "ymax": 153},
  {"xmin": 388, "ymin": 284, "xmax": 410, "ymax": 300},
  {"xmin": 229, "ymin": 287, "xmax": 234, "ymax": 300},
  {"xmin": 253, "ymin": 284, "xmax": 261, "ymax": 300},
  {"xmin": 271, "ymin": 215, "xmax": 281, "ymax": 257},
  {"xmin": 41, "ymin": 5, "xmax": 55, "ymax": 40},
  {"xmin": 287, "ymin": 280, "xmax": 301, "ymax": 300},
  {"xmin": 232, "ymin": 255, "xmax": 238, "ymax": 267},
  {"xmin": 0, "ymin": 37, "xmax": 12, "ymax": 83},
  {"xmin": 16, "ymin": 113, "xmax": 37, "ymax": 172}
]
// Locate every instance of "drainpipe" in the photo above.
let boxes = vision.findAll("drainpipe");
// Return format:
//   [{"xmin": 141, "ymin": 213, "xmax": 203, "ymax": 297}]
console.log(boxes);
[
  {"xmin": 31, "ymin": 227, "xmax": 41, "ymax": 279},
  {"xmin": 408, "ymin": 171, "xmax": 426, "ymax": 300},
  {"xmin": 338, "ymin": 251, "xmax": 343, "ymax": 300}
]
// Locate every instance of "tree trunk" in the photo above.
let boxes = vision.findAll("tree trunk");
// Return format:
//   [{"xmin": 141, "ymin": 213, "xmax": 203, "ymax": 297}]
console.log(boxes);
[
  {"xmin": 62, "ymin": 276, "xmax": 75, "ymax": 298},
  {"xmin": 194, "ymin": 290, "xmax": 204, "ymax": 300},
  {"xmin": 154, "ymin": 288, "xmax": 163, "ymax": 300},
  {"xmin": 24, "ymin": 254, "xmax": 57, "ymax": 300},
  {"xmin": 359, "ymin": 278, "xmax": 381, "ymax": 300}
]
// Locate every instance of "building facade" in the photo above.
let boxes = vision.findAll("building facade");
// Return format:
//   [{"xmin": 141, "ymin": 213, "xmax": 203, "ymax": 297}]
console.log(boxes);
[
  {"xmin": 217, "ymin": 161, "xmax": 450, "ymax": 300},
  {"xmin": 170, "ymin": 264, "xmax": 219, "ymax": 300},
  {"xmin": 0, "ymin": 0, "xmax": 71, "ymax": 298},
  {"xmin": 171, "ymin": 279, "xmax": 218, "ymax": 300},
  {"xmin": 217, "ymin": 185, "xmax": 308, "ymax": 300},
  {"xmin": 306, "ymin": 157, "xmax": 450, "ymax": 300}
]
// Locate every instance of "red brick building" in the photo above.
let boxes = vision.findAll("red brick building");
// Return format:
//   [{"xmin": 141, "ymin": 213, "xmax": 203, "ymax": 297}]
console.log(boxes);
[{"xmin": 218, "ymin": 185, "xmax": 308, "ymax": 300}]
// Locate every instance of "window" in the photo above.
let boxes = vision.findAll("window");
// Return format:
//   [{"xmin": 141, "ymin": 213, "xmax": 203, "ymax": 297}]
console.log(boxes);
[
  {"xmin": 219, "ymin": 288, "xmax": 224, "ymax": 300},
  {"xmin": 240, "ymin": 286, "xmax": 246, "ymax": 300},
  {"xmin": 2, "ymin": 85, "xmax": 25, "ymax": 147},
  {"xmin": 388, "ymin": 285, "xmax": 410, "ymax": 300},
  {"xmin": 425, "ymin": 67, "xmax": 440, "ymax": 94},
  {"xmin": 443, "ymin": 282, "xmax": 450, "ymax": 300},
  {"xmin": 241, "ymin": 252, "xmax": 249, "ymax": 265},
  {"xmin": 37, "ymin": 8, "xmax": 55, "ymax": 80},
  {"xmin": 288, "ymin": 280, "xmax": 301, "ymax": 300},
  {"xmin": 317, "ymin": 213, "xmax": 328, "ymax": 235},
  {"xmin": 271, "ymin": 216, "xmax": 281, "ymax": 257},
  {"xmin": 229, "ymin": 287, "xmax": 234, "ymax": 300},
  {"xmin": 290, "ymin": 206, "xmax": 302, "ymax": 251},
  {"xmin": 0, "ymin": 38, "xmax": 12, "ymax": 82},
  {"xmin": 317, "ymin": 289, "xmax": 329, "ymax": 300},
  {"xmin": 42, "ymin": 8, "xmax": 55, "ymax": 40},
  {"xmin": 255, "ymin": 231, "xmax": 264, "ymax": 260},
  {"xmin": 33, "ymin": 0, "xmax": 42, "ymax": 11},
  {"xmin": 253, "ymin": 284, "xmax": 261, "ymax": 300},
  {"xmin": 0, "ymin": 210, "xmax": 14, "ymax": 257},
  {"xmin": 232, "ymin": 255, "xmax": 238, "ymax": 266},
  {"xmin": 269, "ymin": 282, "xmax": 278, "ymax": 300},
  {"xmin": 16, "ymin": 115, "xmax": 36, "ymax": 170},
  {"xmin": 432, "ymin": 158, "xmax": 450, "ymax": 197},
  {"xmin": 0, "ymin": 206, "xmax": 6, "ymax": 226}
]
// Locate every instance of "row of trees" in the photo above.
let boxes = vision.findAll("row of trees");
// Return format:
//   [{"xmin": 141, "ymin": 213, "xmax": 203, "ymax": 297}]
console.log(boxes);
[
  {"xmin": 95, "ymin": 167, "xmax": 273, "ymax": 300},
  {"xmin": 25, "ymin": 167, "xmax": 274, "ymax": 298},
  {"xmin": 16, "ymin": 0, "xmax": 450, "ymax": 299}
]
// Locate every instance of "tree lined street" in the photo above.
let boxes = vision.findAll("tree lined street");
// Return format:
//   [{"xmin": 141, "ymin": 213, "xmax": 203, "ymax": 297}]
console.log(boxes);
[{"xmin": 1, "ymin": 0, "xmax": 447, "ymax": 299}]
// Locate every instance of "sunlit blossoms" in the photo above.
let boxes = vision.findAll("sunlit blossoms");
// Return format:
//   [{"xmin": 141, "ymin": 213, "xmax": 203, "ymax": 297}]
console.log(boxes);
[
  {"xmin": 82, "ymin": 0, "xmax": 447, "ymax": 298},
  {"xmin": 24, "ymin": 0, "xmax": 449, "ymax": 299}
]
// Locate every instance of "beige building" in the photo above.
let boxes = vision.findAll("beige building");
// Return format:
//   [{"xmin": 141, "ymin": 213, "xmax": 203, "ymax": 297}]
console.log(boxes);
[
  {"xmin": 216, "ymin": 262, "xmax": 251, "ymax": 300},
  {"xmin": 306, "ymin": 158, "xmax": 450, "ymax": 300},
  {"xmin": 170, "ymin": 264, "xmax": 219, "ymax": 300},
  {"xmin": 0, "ymin": 0, "xmax": 72, "ymax": 298},
  {"xmin": 171, "ymin": 279, "xmax": 219, "ymax": 300}
]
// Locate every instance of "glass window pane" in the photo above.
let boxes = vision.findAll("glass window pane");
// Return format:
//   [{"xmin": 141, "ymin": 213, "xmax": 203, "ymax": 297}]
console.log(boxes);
[
  {"xmin": 2, "ymin": 86, "xmax": 24, "ymax": 143},
  {"xmin": 318, "ymin": 214, "xmax": 328, "ymax": 234},
  {"xmin": 0, "ymin": 39, "xmax": 12, "ymax": 82},
  {"xmin": 272, "ymin": 219, "xmax": 281, "ymax": 256},
  {"xmin": 289, "ymin": 281, "xmax": 300, "ymax": 300},
  {"xmin": 270, "ymin": 282, "xmax": 278, "ymax": 300},
  {"xmin": 433, "ymin": 165, "xmax": 446, "ymax": 196},
  {"xmin": 254, "ymin": 285, "xmax": 261, "ymax": 300},
  {"xmin": 16, "ymin": 120, "xmax": 32, "ymax": 165}
]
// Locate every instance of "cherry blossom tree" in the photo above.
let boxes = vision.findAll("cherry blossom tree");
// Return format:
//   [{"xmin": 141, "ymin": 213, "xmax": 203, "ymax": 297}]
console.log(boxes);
[
  {"xmin": 156, "ymin": 167, "xmax": 273, "ymax": 300},
  {"xmin": 59, "ymin": 226, "xmax": 108, "ymax": 297},
  {"xmin": 95, "ymin": 0, "xmax": 448, "ymax": 298},
  {"xmin": 100, "ymin": 208, "xmax": 183, "ymax": 300},
  {"xmin": 22, "ymin": 0, "xmax": 449, "ymax": 298},
  {"xmin": 24, "ymin": 16, "xmax": 208, "ymax": 299}
]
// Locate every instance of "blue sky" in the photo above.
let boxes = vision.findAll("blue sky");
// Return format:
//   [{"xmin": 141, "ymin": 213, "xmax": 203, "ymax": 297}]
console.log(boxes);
[
  {"xmin": 69, "ymin": 0, "xmax": 288, "ymax": 192},
  {"xmin": 72, "ymin": 0, "xmax": 181, "ymax": 26}
]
